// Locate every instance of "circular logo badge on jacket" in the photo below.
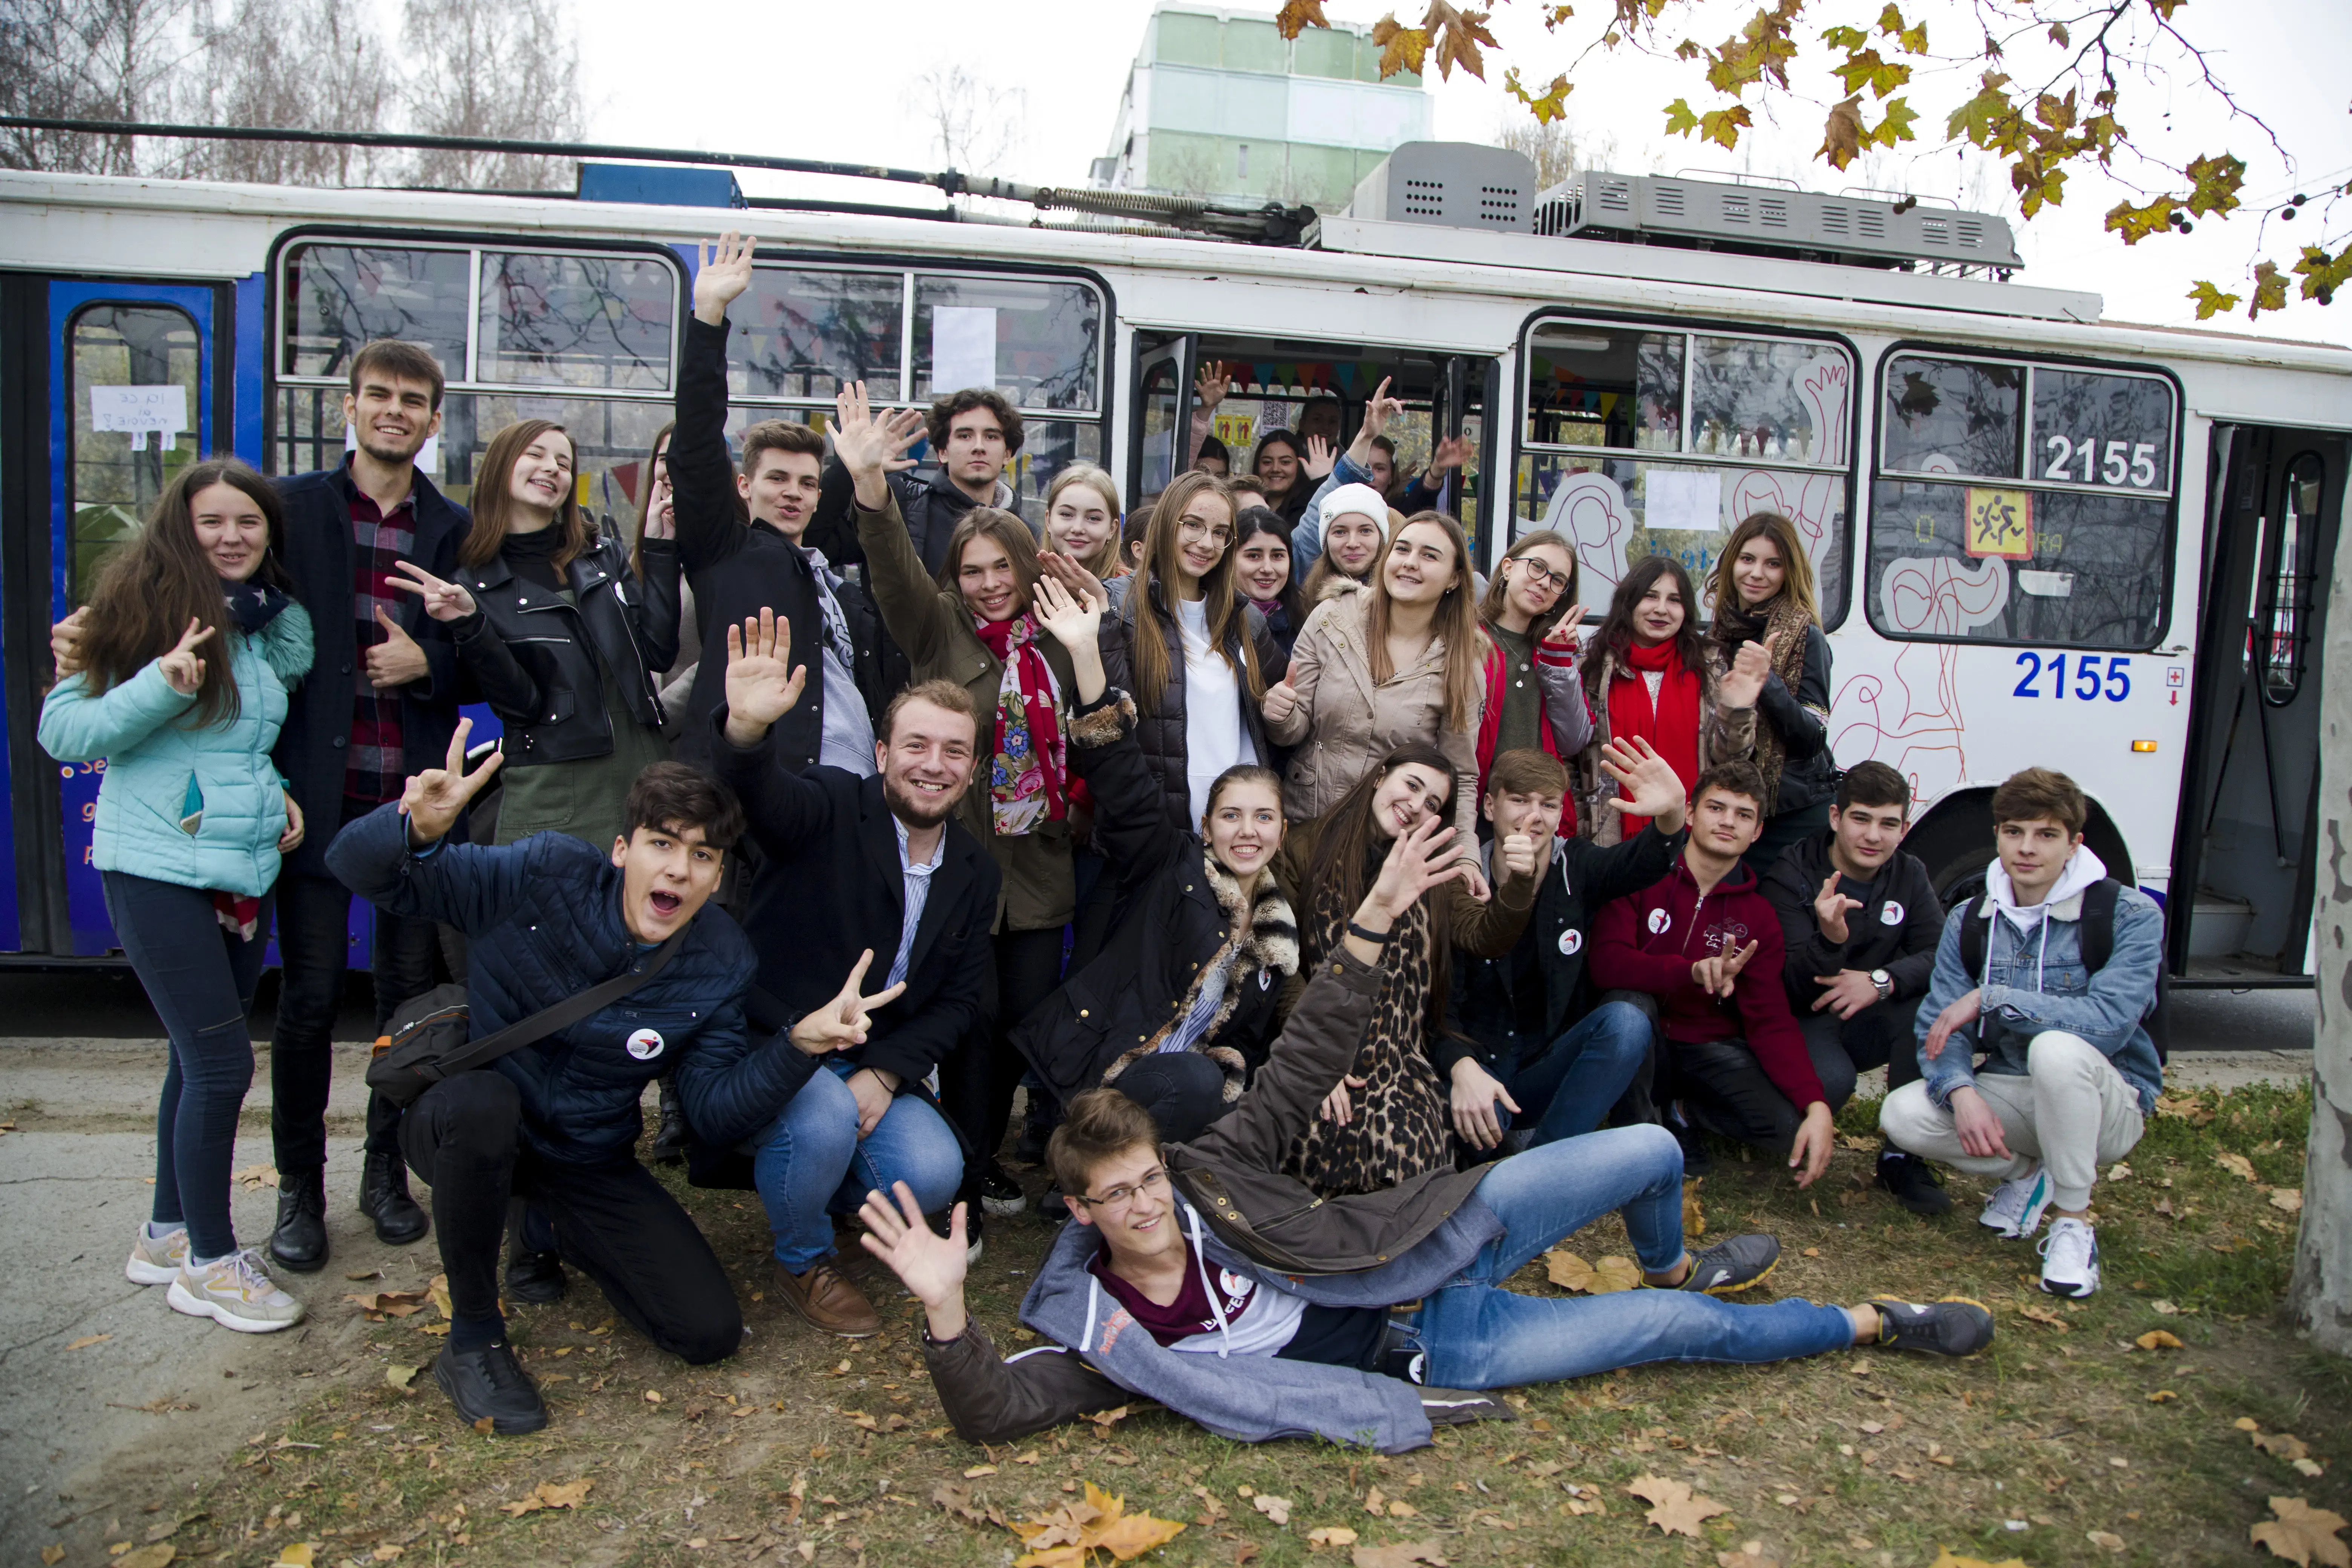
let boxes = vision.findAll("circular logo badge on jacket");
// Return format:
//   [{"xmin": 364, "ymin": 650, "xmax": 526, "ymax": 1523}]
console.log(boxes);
[
  {"xmin": 1217, "ymin": 1268, "xmax": 1256, "ymax": 1302},
  {"xmin": 1880, "ymin": 900, "xmax": 1905, "ymax": 926},
  {"xmin": 1647, "ymin": 908, "xmax": 1671, "ymax": 935},
  {"xmin": 626, "ymin": 1027, "xmax": 666, "ymax": 1061},
  {"xmin": 1557, "ymin": 928, "xmax": 1583, "ymax": 956}
]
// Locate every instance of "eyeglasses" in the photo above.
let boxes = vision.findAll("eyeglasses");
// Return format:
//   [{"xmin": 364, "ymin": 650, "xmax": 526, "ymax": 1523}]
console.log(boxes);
[
  {"xmin": 1072, "ymin": 1167, "xmax": 1169, "ymax": 1211},
  {"xmin": 1177, "ymin": 516, "xmax": 1233, "ymax": 546},
  {"xmin": 1511, "ymin": 558, "xmax": 1569, "ymax": 592}
]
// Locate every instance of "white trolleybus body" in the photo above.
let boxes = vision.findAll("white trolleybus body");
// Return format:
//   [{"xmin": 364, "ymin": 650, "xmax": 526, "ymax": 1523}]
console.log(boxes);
[{"xmin": 2, "ymin": 145, "xmax": 2345, "ymax": 980}]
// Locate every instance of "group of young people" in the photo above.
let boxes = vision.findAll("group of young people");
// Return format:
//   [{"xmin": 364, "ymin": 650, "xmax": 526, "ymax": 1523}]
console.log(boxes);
[{"xmin": 46, "ymin": 228, "xmax": 2166, "ymax": 1448}]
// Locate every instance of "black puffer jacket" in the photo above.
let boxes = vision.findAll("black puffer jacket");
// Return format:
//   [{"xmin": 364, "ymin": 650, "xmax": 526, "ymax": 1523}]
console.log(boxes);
[
  {"xmin": 1097, "ymin": 577, "xmax": 1289, "ymax": 835},
  {"xmin": 1758, "ymin": 828, "xmax": 1945, "ymax": 1011},
  {"xmin": 1011, "ymin": 691, "xmax": 1300, "ymax": 1111},
  {"xmin": 450, "ymin": 532, "xmax": 679, "ymax": 768}
]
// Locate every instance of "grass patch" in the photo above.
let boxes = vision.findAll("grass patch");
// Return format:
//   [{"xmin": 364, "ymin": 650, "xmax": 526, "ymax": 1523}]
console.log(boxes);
[{"xmin": 59, "ymin": 1081, "xmax": 2349, "ymax": 1568}]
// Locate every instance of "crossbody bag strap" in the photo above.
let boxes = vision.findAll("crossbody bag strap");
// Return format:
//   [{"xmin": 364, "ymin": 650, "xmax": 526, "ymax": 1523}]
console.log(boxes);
[{"xmin": 439, "ymin": 929, "xmax": 689, "ymax": 1078}]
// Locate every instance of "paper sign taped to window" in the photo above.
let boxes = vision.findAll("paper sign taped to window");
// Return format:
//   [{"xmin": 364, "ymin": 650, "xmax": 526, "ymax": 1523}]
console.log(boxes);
[
  {"xmin": 90, "ymin": 384, "xmax": 188, "ymax": 451},
  {"xmin": 1644, "ymin": 469, "xmax": 1722, "ymax": 534},
  {"xmin": 930, "ymin": 306, "xmax": 998, "ymax": 395},
  {"xmin": 1965, "ymin": 487, "xmax": 2034, "ymax": 559},
  {"xmin": 346, "ymin": 422, "xmax": 442, "ymax": 476}
]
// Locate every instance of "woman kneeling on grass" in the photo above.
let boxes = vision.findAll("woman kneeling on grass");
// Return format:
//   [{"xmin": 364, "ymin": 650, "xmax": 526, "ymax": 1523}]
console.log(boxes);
[
  {"xmin": 854, "ymin": 819, "xmax": 1995, "ymax": 1452},
  {"xmin": 41, "ymin": 458, "xmax": 315, "ymax": 1333}
]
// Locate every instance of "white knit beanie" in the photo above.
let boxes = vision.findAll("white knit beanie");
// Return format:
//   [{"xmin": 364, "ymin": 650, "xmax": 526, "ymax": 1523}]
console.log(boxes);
[{"xmin": 1318, "ymin": 482, "xmax": 1390, "ymax": 542}]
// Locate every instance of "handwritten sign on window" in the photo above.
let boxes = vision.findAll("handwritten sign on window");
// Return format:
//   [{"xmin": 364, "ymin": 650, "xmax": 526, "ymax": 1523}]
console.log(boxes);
[
  {"xmin": 1965, "ymin": 487, "xmax": 2034, "ymax": 560},
  {"xmin": 89, "ymin": 385, "xmax": 188, "ymax": 451}
]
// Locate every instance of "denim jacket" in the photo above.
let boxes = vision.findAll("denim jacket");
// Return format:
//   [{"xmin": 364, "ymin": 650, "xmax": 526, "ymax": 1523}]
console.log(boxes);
[{"xmin": 1913, "ymin": 877, "xmax": 2163, "ymax": 1116}]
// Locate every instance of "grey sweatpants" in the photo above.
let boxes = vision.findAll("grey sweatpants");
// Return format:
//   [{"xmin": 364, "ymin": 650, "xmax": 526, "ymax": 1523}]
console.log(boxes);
[{"xmin": 1877, "ymin": 1030, "xmax": 2145, "ymax": 1211}]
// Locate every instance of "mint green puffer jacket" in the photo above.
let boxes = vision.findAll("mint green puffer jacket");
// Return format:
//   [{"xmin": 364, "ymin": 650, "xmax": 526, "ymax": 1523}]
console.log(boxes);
[{"xmin": 39, "ymin": 603, "xmax": 314, "ymax": 898}]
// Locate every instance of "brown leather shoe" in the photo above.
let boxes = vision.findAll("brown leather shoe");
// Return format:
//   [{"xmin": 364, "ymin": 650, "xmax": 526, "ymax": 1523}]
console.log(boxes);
[{"xmin": 772, "ymin": 1257, "xmax": 880, "ymax": 1338}]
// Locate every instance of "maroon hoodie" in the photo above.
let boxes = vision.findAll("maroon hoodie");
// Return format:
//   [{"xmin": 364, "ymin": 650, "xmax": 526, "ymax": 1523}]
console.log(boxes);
[{"xmin": 1591, "ymin": 856, "xmax": 1827, "ymax": 1110}]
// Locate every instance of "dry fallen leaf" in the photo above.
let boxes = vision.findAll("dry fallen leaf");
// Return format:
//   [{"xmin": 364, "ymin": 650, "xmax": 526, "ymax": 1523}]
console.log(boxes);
[
  {"xmin": 2136, "ymin": 1329, "xmax": 2185, "ymax": 1351},
  {"xmin": 1083, "ymin": 1404, "xmax": 1132, "ymax": 1428},
  {"xmin": 42, "ymin": 1549, "xmax": 65, "ymax": 1567},
  {"xmin": 2088, "ymin": 1530, "xmax": 2126, "ymax": 1551},
  {"xmin": 1350, "ymin": 1542, "xmax": 1448, "ymax": 1568},
  {"xmin": 385, "ymin": 1364, "xmax": 418, "ymax": 1391},
  {"xmin": 933, "ymin": 1481, "xmax": 1004, "ymax": 1528},
  {"xmin": 1306, "ymin": 1525, "xmax": 1358, "ymax": 1548},
  {"xmin": 499, "ymin": 1479, "xmax": 593, "ymax": 1518},
  {"xmin": 2215, "ymin": 1151, "xmax": 2258, "ymax": 1182},
  {"xmin": 1544, "ymin": 1251, "xmax": 1594, "ymax": 1292},
  {"xmin": 2296, "ymin": 1459, "xmax": 2328, "ymax": 1478},
  {"xmin": 2251, "ymin": 1496, "xmax": 2351, "ymax": 1567},
  {"xmin": 1717, "ymin": 1544, "xmax": 1781, "ymax": 1568},
  {"xmin": 1683, "ymin": 1186, "xmax": 1707, "ymax": 1239},
  {"xmin": 2272, "ymin": 1188, "xmax": 2306, "ymax": 1213},
  {"xmin": 2147, "ymin": 1390, "xmax": 2178, "ymax": 1404},
  {"xmin": 1007, "ymin": 1480, "xmax": 1185, "ymax": 1565},
  {"xmin": 2255, "ymin": 1431, "xmax": 2314, "ymax": 1462},
  {"xmin": 272, "ymin": 1547, "xmax": 317, "ymax": 1568},
  {"xmin": 1253, "ymin": 1494, "xmax": 1294, "ymax": 1526},
  {"xmin": 1625, "ymin": 1474, "xmax": 1729, "ymax": 1539},
  {"xmin": 64, "ymin": 1334, "xmax": 112, "ymax": 1351},
  {"xmin": 115, "ymin": 1548, "xmax": 175, "ymax": 1568},
  {"xmin": 2017, "ymin": 1304, "xmax": 2071, "ymax": 1332},
  {"xmin": 1928, "ymin": 1554, "xmax": 2029, "ymax": 1568}
]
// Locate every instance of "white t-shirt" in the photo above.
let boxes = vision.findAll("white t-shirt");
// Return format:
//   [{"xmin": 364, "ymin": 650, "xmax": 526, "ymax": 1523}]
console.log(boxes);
[{"xmin": 1177, "ymin": 597, "xmax": 1256, "ymax": 828}]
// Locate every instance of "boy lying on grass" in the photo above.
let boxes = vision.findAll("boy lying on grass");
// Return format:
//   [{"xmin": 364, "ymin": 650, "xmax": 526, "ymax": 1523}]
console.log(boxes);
[{"xmin": 861, "ymin": 817, "xmax": 1996, "ymax": 1454}]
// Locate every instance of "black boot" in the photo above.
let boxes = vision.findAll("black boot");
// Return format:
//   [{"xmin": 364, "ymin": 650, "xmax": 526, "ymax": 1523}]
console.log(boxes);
[
  {"xmin": 649, "ymin": 1074, "xmax": 688, "ymax": 1165},
  {"xmin": 432, "ymin": 1342, "xmax": 548, "ymax": 1435},
  {"xmin": 505, "ymin": 1203, "xmax": 565, "ymax": 1303},
  {"xmin": 358, "ymin": 1150, "xmax": 429, "ymax": 1245},
  {"xmin": 267, "ymin": 1167, "xmax": 328, "ymax": 1273}
]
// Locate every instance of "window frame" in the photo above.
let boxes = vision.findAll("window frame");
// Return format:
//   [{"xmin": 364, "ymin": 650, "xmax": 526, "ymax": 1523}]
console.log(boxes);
[
  {"xmin": 63, "ymin": 298, "xmax": 205, "ymax": 605},
  {"xmin": 2258, "ymin": 448, "xmax": 2328, "ymax": 705},
  {"xmin": 272, "ymin": 232, "xmax": 686, "ymax": 397},
  {"xmin": 1865, "ymin": 339, "xmax": 2185, "ymax": 652},
  {"xmin": 1511, "ymin": 306, "xmax": 1862, "ymax": 630}
]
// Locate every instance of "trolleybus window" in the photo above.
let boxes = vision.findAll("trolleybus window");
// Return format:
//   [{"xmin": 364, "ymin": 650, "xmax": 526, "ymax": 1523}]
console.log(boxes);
[
  {"xmin": 732, "ymin": 267, "xmax": 904, "ymax": 402},
  {"xmin": 282, "ymin": 245, "xmax": 469, "ymax": 379},
  {"xmin": 1868, "ymin": 351, "xmax": 2175, "ymax": 651},
  {"xmin": 478, "ymin": 252, "xmax": 675, "ymax": 391},
  {"xmin": 1515, "ymin": 317, "xmax": 1854, "ymax": 625},
  {"xmin": 68, "ymin": 303, "xmax": 201, "ymax": 602},
  {"xmin": 2260, "ymin": 451, "xmax": 2326, "ymax": 701},
  {"xmin": 913, "ymin": 276, "xmax": 1099, "ymax": 410}
]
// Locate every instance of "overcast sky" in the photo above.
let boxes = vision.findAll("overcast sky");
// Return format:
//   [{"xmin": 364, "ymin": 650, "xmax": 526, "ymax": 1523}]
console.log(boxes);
[{"xmin": 572, "ymin": 0, "xmax": 2350, "ymax": 343}]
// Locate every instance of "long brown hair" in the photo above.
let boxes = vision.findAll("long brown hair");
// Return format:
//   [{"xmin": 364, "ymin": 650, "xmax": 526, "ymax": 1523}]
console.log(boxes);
[
  {"xmin": 627, "ymin": 420, "xmax": 675, "ymax": 582},
  {"xmin": 461, "ymin": 419, "xmax": 591, "ymax": 573},
  {"xmin": 1304, "ymin": 743, "xmax": 1461, "ymax": 1033},
  {"xmin": 933, "ymin": 506, "xmax": 1042, "ymax": 619},
  {"xmin": 1366, "ymin": 511, "xmax": 1485, "ymax": 733},
  {"xmin": 1479, "ymin": 528, "xmax": 1577, "ymax": 640},
  {"xmin": 1043, "ymin": 462, "xmax": 1124, "ymax": 579},
  {"xmin": 1129, "ymin": 472, "xmax": 1264, "ymax": 718},
  {"xmin": 76, "ymin": 457, "xmax": 292, "ymax": 728},
  {"xmin": 1582, "ymin": 554, "xmax": 1706, "ymax": 692},
  {"xmin": 1707, "ymin": 510, "xmax": 1820, "ymax": 634}
]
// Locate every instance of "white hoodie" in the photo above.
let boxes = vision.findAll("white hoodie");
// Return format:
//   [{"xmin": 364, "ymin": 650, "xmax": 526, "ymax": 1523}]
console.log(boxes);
[{"xmin": 1978, "ymin": 844, "xmax": 2108, "ymax": 988}]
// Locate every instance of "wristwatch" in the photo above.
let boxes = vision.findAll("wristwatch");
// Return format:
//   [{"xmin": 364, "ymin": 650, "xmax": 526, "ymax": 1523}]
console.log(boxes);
[{"xmin": 1870, "ymin": 969, "xmax": 1893, "ymax": 1002}]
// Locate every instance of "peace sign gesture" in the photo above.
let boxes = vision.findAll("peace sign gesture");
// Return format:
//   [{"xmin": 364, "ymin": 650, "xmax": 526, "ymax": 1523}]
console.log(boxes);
[
  {"xmin": 788, "ymin": 949, "xmax": 909, "ymax": 1056},
  {"xmin": 389, "ymin": 559, "xmax": 478, "ymax": 623},
  {"xmin": 399, "ymin": 716, "xmax": 504, "ymax": 847},
  {"xmin": 157, "ymin": 618, "xmax": 215, "ymax": 695}
]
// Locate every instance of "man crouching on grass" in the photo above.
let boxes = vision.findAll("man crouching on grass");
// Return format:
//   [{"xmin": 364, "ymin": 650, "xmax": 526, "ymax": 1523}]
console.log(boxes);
[{"xmin": 856, "ymin": 815, "xmax": 1996, "ymax": 1453}]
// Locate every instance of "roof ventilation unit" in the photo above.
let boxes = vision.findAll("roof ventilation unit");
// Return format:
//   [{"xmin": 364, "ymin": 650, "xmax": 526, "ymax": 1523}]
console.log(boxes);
[
  {"xmin": 1532, "ymin": 170, "xmax": 2022, "ymax": 273},
  {"xmin": 1343, "ymin": 141, "xmax": 1535, "ymax": 233}
]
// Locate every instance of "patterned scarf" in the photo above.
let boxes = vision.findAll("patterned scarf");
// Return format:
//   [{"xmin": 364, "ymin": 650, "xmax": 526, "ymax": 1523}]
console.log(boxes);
[
  {"xmin": 1710, "ymin": 595, "xmax": 1813, "ymax": 815},
  {"xmin": 972, "ymin": 612, "xmax": 1067, "ymax": 836}
]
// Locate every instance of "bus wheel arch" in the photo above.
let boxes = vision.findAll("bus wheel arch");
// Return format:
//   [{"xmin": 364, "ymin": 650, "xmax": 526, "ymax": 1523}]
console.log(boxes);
[{"xmin": 1903, "ymin": 788, "xmax": 2135, "ymax": 910}]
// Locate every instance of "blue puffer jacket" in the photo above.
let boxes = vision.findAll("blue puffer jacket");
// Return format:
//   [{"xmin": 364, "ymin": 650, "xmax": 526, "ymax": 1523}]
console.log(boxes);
[
  {"xmin": 328, "ymin": 802, "xmax": 818, "ymax": 1168},
  {"xmin": 39, "ymin": 603, "xmax": 314, "ymax": 898},
  {"xmin": 1913, "ymin": 850, "xmax": 2164, "ymax": 1116}
]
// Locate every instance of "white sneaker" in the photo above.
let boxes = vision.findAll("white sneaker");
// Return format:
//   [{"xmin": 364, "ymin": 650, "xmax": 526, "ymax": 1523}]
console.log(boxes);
[
  {"xmin": 167, "ymin": 1248, "xmax": 306, "ymax": 1333},
  {"xmin": 2038, "ymin": 1217, "xmax": 2100, "ymax": 1298},
  {"xmin": 126, "ymin": 1223, "xmax": 188, "ymax": 1286},
  {"xmin": 1978, "ymin": 1167, "xmax": 2052, "ymax": 1240}
]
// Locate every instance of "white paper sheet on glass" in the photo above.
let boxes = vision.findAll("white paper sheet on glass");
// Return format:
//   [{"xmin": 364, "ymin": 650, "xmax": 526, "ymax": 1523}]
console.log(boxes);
[
  {"xmin": 347, "ymin": 421, "xmax": 442, "ymax": 477},
  {"xmin": 1645, "ymin": 469, "xmax": 1723, "ymax": 534},
  {"xmin": 930, "ymin": 306, "xmax": 999, "ymax": 394},
  {"xmin": 90, "ymin": 384, "xmax": 188, "ymax": 451}
]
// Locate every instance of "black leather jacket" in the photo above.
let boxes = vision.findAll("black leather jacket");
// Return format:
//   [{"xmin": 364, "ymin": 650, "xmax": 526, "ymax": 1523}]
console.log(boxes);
[{"xmin": 450, "ymin": 534, "xmax": 681, "ymax": 767}]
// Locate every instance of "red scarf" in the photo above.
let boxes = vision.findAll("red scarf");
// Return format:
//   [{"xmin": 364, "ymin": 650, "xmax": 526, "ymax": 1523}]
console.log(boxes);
[
  {"xmin": 1609, "ymin": 639, "xmax": 1703, "ymax": 796},
  {"xmin": 972, "ymin": 613, "xmax": 1067, "ymax": 833}
]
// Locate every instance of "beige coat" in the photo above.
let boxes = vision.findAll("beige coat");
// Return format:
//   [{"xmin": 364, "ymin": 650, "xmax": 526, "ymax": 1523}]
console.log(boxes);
[{"xmin": 1263, "ymin": 580, "xmax": 1484, "ymax": 847}]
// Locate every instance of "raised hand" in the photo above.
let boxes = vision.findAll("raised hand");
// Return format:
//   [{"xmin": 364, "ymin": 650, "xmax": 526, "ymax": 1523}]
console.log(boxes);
[
  {"xmin": 1034, "ymin": 548, "xmax": 1108, "ymax": 611},
  {"xmin": 51, "ymin": 606, "xmax": 89, "ymax": 678},
  {"xmin": 832, "ymin": 380, "xmax": 926, "ymax": 508},
  {"xmin": 857, "ymin": 1182, "xmax": 970, "ymax": 1340},
  {"xmin": 388, "ymin": 559, "xmax": 478, "ymax": 623},
  {"xmin": 1303, "ymin": 434, "xmax": 1337, "ymax": 482},
  {"xmin": 1597, "ymin": 735, "xmax": 1685, "ymax": 831},
  {"xmin": 1364, "ymin": 815, "xmax": 1465, "ymax": 923},
  {"xmin": 1497, "ymin": 831, "xmax": 1539, "ymax": 882},
  {"xmin": 790, "ymin": 948, "xmax": 908, "ymax": 1056},
  {"xmin": 1814, "ymin": 873, "xmax": 1863, "ymax": 944},
  {"xmin": 157, "ymin": 618, "xmax": 214, "ymax": 695},
  {"xmin": 692, "ymin": 230, "xmax": 757, "ymax": 325},
  {"xmin": 399, "ymin": 716, "xmax": 503, "ymax": 847},
  {"xmin": 1689, "ymin": 938, "xmax": 1759, "ymax": 999},
  {"xmin": 1717, "ymin": 635, "xmax": 1774, "ymax": 709},
  {"xmin": 1259, "ymin": 676, "xmax": 1300, "ymax": 726},
  {"xmin": 1030, "ymin": 572, "xmax": 1101, "ymax": 653},
  {"xmin": 722, "ymin": 608, "xmax": 806, "ymax": 746},
  {"xmin": 1540, "ymin": 602, "xmax": 1587, "ymax": 648},
  {"xmin": 1359, "ymin": 376, "xmax": 1402, "ymax": 443},
  {"xmin": 1423, "ymin": 434, "xmax": 1474, "ymax": 478},
  {"xmin": 1193, "ymin": 358, "xmax": 1232, "ymax": 412},
  {"xmin": 643, "ymin": 470, "xmax": 675, "ymax": 541}
]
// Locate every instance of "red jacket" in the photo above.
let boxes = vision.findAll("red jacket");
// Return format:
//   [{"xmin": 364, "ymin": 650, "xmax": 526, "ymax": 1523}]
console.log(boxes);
[
  {"xmin": 1590, "ymin": 857, "xmax": 1827, "ymax": 1110},
  {"xmin": 1474, "ymin": 632, "xmax": 1591, "ymax": 837}
]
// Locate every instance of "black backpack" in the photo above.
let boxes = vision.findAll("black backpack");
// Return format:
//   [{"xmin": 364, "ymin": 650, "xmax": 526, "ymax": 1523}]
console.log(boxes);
[{"xmin": 1955, "ymin": 879, "xmax": 2169, "ymax": 1062}]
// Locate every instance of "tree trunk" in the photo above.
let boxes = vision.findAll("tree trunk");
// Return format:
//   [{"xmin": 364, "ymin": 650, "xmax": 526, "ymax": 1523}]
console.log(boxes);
[{"xmin": 2291, "ymin": 507, "xmax": 2352, "ymax": 1352}]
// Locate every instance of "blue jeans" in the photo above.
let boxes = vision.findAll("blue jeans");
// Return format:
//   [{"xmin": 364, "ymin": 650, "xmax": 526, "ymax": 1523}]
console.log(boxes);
[
  {"xmin": 1500, "ymin": 1001, "xmax": 1652, "ymax": 1148},
  {"xmin": 753, "ymin": 1061, "xmax": 964, "ymax": 1271},
  {"xmin": 1412, "ymin": 1124, "xmax": 1854, "ymax": 1389},
  {"xmin": 103, "ymin": 871, "xmax": 272, "ymax": 1260}
]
